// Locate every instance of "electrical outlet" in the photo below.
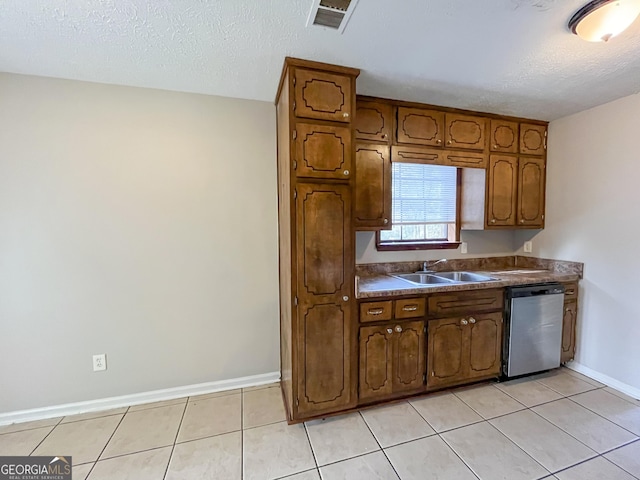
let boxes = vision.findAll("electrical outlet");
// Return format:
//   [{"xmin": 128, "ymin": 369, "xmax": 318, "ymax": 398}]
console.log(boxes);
[
  {"xmin": 93, "ymin": 354, "xmax": 107, "ymax": 372},
  {"xmin": 524, "ymin": 241, "xmax": 533, "ymax": 253},
  {"xmin": 460, "ymin": 242, "xmax": 468, "ymax": 254}
]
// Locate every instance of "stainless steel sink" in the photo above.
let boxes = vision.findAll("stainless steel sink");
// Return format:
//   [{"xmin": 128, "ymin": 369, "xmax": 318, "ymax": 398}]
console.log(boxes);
[
  {"xmin": 392, "ymin": 271, "xmax": 497, "ymax": 285},
  {"xmin": 432, "ymin": 271, "xmax": 497, "ymax": 282},
  {"xmin": 392, "ymin": 273, "xmax": 455, "ymax": 285}
]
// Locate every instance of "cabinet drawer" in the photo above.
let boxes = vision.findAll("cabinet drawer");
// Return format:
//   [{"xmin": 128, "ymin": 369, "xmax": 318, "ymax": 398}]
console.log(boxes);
[
  {"xmin": 563, "ymin": 283, "xmax": 578, "ymax": 301},
  {"xmin": 429, "ymin": 289, "xmax": 503, "ymax": 317},
  {"xmin": 360, "ymin": 301, "xmax": 393, "ymax": 322},
  {"xmin": 395, "ymin": 298, "xmax": 426, "ymax": 319}
]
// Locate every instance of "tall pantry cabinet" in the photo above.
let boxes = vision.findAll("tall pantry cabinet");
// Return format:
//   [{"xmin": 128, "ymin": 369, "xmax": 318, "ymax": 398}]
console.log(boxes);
[{"xmin": 276, "ymin": 58, "xmax": 360, "ymax": 422}]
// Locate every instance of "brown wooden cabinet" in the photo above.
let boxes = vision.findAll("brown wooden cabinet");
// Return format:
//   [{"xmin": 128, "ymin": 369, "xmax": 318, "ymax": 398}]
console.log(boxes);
[
  {"xmin": 520, "ymin": 124, "xmax": 547, "ymax": 155},
  {"xmin": 277, "ymin": 58, "xmax": 359, "ymax": 422},
  {"xmin": 561, "ymin": 282, "xmax": 578, "ymax": 363},
  {"xmin": 359, "ymin": 320, "xmax": 425, "ymax": 401},
  {"xmin": 427, "ymin": 312, "xmax": 502, "ymax": 389},
  {"xmin": 294, "ymin": 123, "xmax": 351, "ymax": 180},
  {"xmin": 396, "ymin": 107, "xmax": 444, "ymax": 146},
  {"xmin": 293, "ymin": 68, "xmax": 352, "ymax": 123},
  {"xmin": 444, "ymin": 114, "xmax": 487, "ymax": 151},
  {"xmin": 355, "ymin": 101, "xmax": 393, "ymax": 143},
  {"xmin": 490, "ymin": 120, "xmax": 519, "ymax": 153},
  {"xmin": 354, "ymin": 144, "xmax": 391, "ymax": 229},
  {"xmin": 486, "ymin": 155, "xmax": 545, "ymax": 228}
]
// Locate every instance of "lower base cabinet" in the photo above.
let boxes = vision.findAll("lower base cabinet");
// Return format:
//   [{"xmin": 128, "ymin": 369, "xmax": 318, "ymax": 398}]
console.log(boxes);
[
  {"xmin": 561, "ymin": 301, "xmax": 577, "ymax": 363},
  {"xmin": 359, "ymin": 320, "xmax": 425, "ymax": 401},
  {"xmin": 427, "ymin": 312, "xmax": 503, "ymax": 389}
]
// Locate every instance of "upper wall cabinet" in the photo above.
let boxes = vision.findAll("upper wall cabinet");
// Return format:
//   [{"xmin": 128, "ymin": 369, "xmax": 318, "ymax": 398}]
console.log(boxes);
[
  {"xmin": 490, "ymin": 120, "xmax": 519, "ymax": 153},
  {"xmin": 294, "ymin": 69, "xmax": 352, "ymax": 123},
  {"xmin": 519, "ymin": 124, "xmax": 547, "ymax": 156},
  {"xmin": 396, "ymin": 107, "xmax": 444, "ymax": 146},
  {"xmin": 444, "ymin": 114, "xmax": 487, "ymax": 151},
  {"xmin": 294, "ymin": 123, "xmax": 352, "ymax": 180},
  {"xmin": 355, "ymin": 101, "xmax": 393, "ymax": 143}
]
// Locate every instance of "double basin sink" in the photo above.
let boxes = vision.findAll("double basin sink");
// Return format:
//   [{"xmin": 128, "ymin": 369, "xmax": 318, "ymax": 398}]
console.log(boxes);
[{"xmin": 392, "ymin": 271, "xmax": 497, "ymax": 285}]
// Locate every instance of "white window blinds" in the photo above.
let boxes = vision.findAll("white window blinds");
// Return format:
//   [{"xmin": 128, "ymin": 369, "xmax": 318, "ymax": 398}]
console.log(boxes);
[{"xmin": 390, "ymin": 163, "xmax": 457, "ymax": 224}]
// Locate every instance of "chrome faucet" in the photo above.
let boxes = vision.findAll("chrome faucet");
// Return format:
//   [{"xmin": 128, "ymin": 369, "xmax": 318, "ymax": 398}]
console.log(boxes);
[{"xmin": 421, "ymin": 259, "xmax": 447, "ymax": 273}]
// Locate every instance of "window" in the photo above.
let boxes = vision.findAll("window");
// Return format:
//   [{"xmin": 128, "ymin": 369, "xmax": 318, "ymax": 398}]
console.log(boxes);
[{"xmin": 377, "ymin": 162, "xmax": 461, "ymax": 250}]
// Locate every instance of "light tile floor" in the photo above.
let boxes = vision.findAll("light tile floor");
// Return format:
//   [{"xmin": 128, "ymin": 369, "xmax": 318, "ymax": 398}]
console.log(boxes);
[{"xmin": 2, "ymin": 369, "xmax": 640, "ymax": 480}]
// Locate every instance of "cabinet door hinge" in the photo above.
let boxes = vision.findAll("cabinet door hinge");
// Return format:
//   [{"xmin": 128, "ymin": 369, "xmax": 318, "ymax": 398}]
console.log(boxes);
[
  {"xmin": 294, "ymin": 296, "xmax": 298, "ymax": 306},
  {"xmin": 293, "ymin": 100, "xmax": 296, "ymax": 111},
  {"xmin": 293, "ymin": 160, "xmax": 297, "ymax": 170},
  {"xmin": 423, "ymin": 373, "xmax": 426, "ymax": 383},
  {"xmin": 293, "ymin": 76, "xmax": 296, "ymax": 86},
  {"xmin": 431, "ymin": 371, "xmax": 435, "ymax": 377},
  {"xmin": 292, "ymin": 129, "xmax": 297, "ymax": 140},
  {"xmin": 296, "ymin": 397, "xmax": 299, "ymax": 406},
  {"xmin": 293, "ymin": 189, "xmax": 297, "ymax": 199}
]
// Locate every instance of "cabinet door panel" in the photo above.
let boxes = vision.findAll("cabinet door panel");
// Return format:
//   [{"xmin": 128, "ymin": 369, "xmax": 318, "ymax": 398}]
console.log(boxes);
[
  {"xmin": 490, "ymin": 120, "xmax": 519, "ymax": 153},
  {"xmin": 354, "ymin": 144, "xmax": 391, "ymax": 229},
  {"xmin": 487, "ymin": 155, "xmax": 518, "ymax": 227},
  {"xmin": 296, "ymin": 183, "xmax": 351, "ymax": 303},
  {"xmin": 359, "ymin": 325, "xmax": 393, "ymax": 400},
  {"xmin": 393, "ymin": 321, "xmax": 425, "ymax": 393},
  {"xmin": 294, "ymin": 69, "xmax": 352, "ymax": 123},
  {"xmin": 298, "ymin": 303, "xmax": 352, "ymax": 415},
  {"xmin": 295, "ymin": 124, "xmax": 352, "ymax": 180},
  {"xmin": 397, "ymin": 107, "xmax": 444, "ymax": 146},
  {"xmin": 561, "ymin": 301, "xmax": 577, "ymax": 364},
  {"xmin": 356, "ymin": 101, "xmax": 392, "ymax": 142},
  {"xmin": 445, "ymin": 114, "xmax": 487, "ymax": 151},
  {"xmin": 520, "ymin": 124, "xmax": 547, "ymax": 155},
  {"xmin": 427, "ymin": 318, "xmax": 466, "ymax": 388},
  {"xmin": 517, "ymin": 157, "xmax": 545, "ymax": 227},
  {"xmin": 467, "ymin": 313, "xmax": 503, "ymax": 379}
]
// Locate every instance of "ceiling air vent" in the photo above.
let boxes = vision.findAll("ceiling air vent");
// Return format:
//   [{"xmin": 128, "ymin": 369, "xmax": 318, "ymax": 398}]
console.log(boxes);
[{"xmin": 307, "ymin": 0, "xmax": 360, "ymax": 33}]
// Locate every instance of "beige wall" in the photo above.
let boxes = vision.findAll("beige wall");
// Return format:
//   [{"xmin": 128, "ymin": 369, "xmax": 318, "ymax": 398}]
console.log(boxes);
[
  {"xmin": 515, "ymin": 92, "xmax": 640, "ymax": 390},
  {"xmin": 0, "ymin": 73, "xmax": 279, "ymax": 413},
  {"xmin": 356, "ymin": 225, "xmax": 517, "ymax": 264}
]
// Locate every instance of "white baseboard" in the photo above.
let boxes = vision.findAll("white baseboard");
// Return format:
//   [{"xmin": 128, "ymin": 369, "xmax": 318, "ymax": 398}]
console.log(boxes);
[
  {"xmin": 0, "ymin": 371, "xmax": 280, "ymax": 426},
  {"xmin": 566, "ymin": 362, "xmax": 640, "ymax": 400}
]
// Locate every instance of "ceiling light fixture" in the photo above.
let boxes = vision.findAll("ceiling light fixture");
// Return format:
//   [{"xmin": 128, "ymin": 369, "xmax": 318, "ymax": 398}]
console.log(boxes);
[{"xmin": 569, "ymin": 0, "xmax": 640, "ymax": 42}]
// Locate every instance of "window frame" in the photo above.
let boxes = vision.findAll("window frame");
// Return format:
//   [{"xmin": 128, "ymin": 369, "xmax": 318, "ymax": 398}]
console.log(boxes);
[{"xmin": 376, "ymin": 167, "xmax": 462, "ymax": 251}]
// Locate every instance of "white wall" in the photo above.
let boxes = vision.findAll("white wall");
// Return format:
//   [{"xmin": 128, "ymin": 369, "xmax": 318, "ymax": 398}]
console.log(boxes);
[
  {"xmin": 0, "ymin": 73, "xmax": 279, "ymax": 413},
  {"xmin": 515, "ymin": 92, "xmax": 640, "ymax": 390}
]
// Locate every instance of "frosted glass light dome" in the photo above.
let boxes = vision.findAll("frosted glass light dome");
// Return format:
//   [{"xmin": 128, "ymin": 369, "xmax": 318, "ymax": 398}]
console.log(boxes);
[{"xmin": 569, "ymin": 0, "xmax": 640, "ymax": 42}]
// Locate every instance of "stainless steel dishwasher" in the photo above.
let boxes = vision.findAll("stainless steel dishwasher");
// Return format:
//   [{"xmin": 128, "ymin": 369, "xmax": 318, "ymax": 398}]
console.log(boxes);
[{"xmin": 503, "ymin": 283, "xmax": 565, "ymax": 378}]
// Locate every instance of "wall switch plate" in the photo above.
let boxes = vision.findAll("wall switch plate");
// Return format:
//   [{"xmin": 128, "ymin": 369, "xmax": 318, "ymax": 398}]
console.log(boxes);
[
  {"xmin": 524, "ymin": 241, "xmax": 533, "ymax": 253},
  {"xmin": 460, "ymin": 242, "xmax": 468, "ymax": 254},
  {"xmin": 93, "ymin": 354, "xmax": 107, "ymax": 372}
]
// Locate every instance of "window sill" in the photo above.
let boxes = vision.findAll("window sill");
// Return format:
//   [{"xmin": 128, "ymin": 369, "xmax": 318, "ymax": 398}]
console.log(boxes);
[{"xmin": 376, "ymin": 241, "xmax": 461, "ymax": 251}]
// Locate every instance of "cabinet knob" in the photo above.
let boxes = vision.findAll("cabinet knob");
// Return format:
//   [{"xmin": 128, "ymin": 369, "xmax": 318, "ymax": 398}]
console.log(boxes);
[
  {"xmin": 469, "ymin": 317, "xmax": 476, "ymax": 324},
  {"xmin": 447, "ymin": 140, "xmax": 452, "ymax": 145},
  {"xmin": 493, "ymin": 145, "xmax": 498, "ymax": 149},
  {"xmin": 381, "ymin": 134, "xmax": 387, "ymax": 139},
  {"xmin": 343, "ymin": 112, "xmax": 350, "ymax": 119},
  {"xmin": 436, "ymin": 139, "xmax": 442, "ymax": 144},
  {"xmin": 520, "ymin": 219, "xmax": 524, "ymax": 224},
  {"xmin": 343, "ymin": 170, "xmax": 350, "ymax": 176},
  {"xmin": 491, "ymin": 219, "xmax": 496, "ymax": 224},
  {"xmin": 460, "ymin": 319, "xmax": 469, "ymax": 326},
  {"xmin": 342, "ymin": 295, "xmax": 349, "ymax": 302},
  {"xmin": 387, "ymin": 328, "xmax": 393, "ymax": 334},
  {"xmin": 395, "ymin": 325, "xmax": 403, "ymax": 333},
  {"xmin": 565, "ymin": 308, "xmax": 569, "ymax": 312},
  {"xmin": 383, "ymin": 218, "xmax": 388, "ymax": 224}
]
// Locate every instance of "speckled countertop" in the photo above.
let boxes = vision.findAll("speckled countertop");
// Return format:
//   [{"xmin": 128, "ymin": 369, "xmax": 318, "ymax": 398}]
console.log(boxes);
[{"xmin": 356, "ymin": 256, "xmax": 583, "ymax": 299}]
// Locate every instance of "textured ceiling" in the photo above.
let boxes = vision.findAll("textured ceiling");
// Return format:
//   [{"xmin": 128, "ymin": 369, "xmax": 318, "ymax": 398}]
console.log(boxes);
[{"xmin": 1, "ymin": 0, "xmax": 640, "ymax": 120}]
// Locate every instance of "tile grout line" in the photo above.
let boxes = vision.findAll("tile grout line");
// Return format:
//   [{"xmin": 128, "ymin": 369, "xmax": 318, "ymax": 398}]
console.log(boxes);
[
  {"xmin": 564, "ymin": 394, "xmax": 640, "ymax": 437},
  {"xmin": 84, "ymin": 406, "xmax": 129, "ymax": 478},
  {"xmin": 357, "ymin": 410, "xmax": 403, "ymax": 480},
  {"xmin": 302, "ymin": 421, "xmax": 320, "ymax": 474},
  {"xmin": 161, "ymin": 400, "xmax": 189, "ymax": 480},
  {"xmin": 600, "ymin": 451, "xmax": 640, "ymax": 480}
]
